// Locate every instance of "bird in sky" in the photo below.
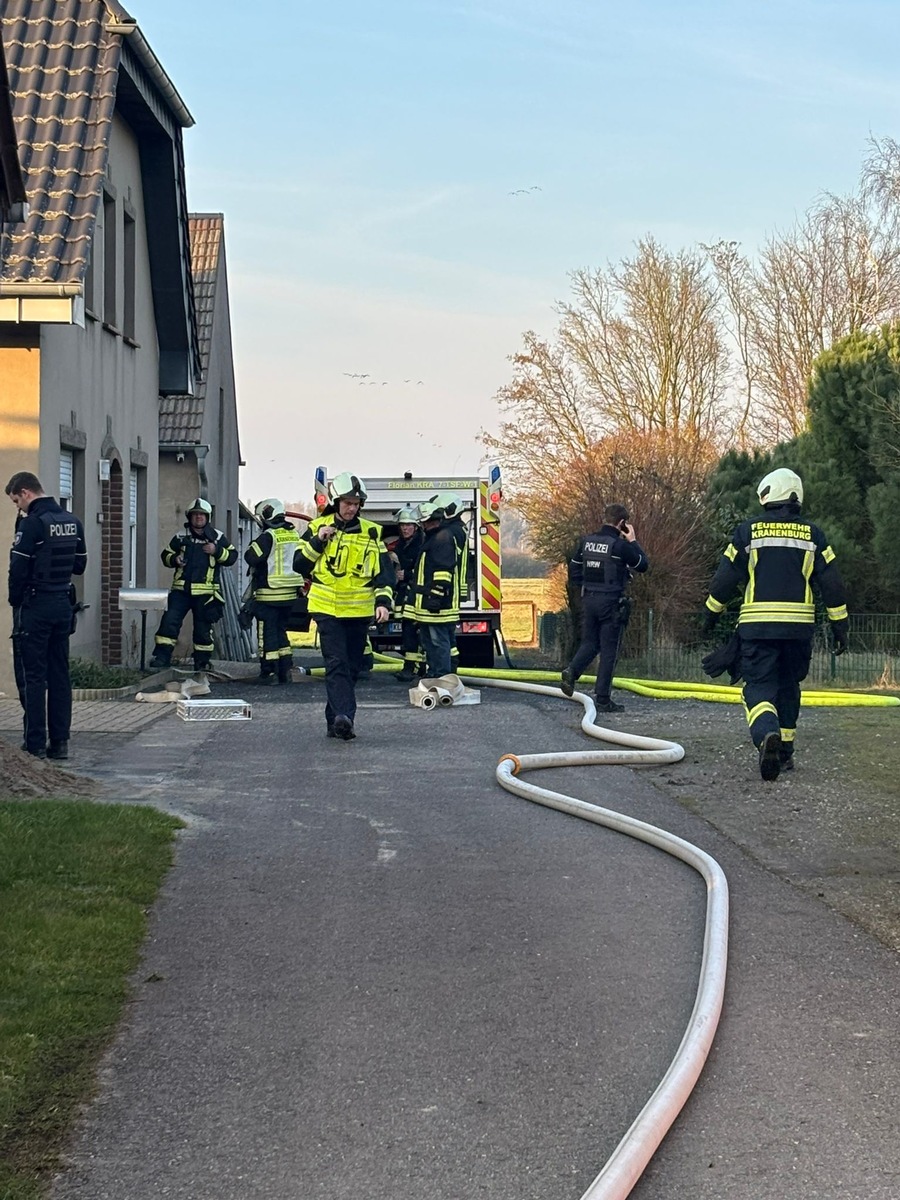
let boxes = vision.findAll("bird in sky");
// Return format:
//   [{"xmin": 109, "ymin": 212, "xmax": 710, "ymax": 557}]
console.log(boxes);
[
  {"xmin": 508, "ymin": 186, "xmax": 542, "ymax": 196},
  {"xmin": 343, "ymin": 372, "xmax": 370, "ymax": 379}
]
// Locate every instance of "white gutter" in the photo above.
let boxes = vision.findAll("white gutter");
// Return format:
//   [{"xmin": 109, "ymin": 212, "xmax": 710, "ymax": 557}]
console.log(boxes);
[
  {"xmin": 106, "ymin": 19, "xmax": 195, "ymax": 128},
  {"xmin": 0, "ymin": 281, "xmax": 82, "ymax": 296}
]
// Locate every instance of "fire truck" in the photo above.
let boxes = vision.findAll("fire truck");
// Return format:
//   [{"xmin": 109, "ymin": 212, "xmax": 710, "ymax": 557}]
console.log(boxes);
[{"xmin": 309, "ymin": 465, "xmax": 505, "ymax": 668}]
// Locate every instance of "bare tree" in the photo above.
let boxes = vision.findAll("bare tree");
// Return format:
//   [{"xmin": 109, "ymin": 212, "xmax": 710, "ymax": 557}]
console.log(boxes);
[
  {"xmin": 861, "ymin": 134, "xmax": 900, "ymax": 216},
  {"xmin": 525, "ymin": 430, "xmax": 720, "ymax": 621},
  {"xmin": 709, "ymin": 147, "xmax": 900, "ymax": 443},
  {"xmin": 484, "ymin": 240, "xmax": 732, "ymax": 608},
  {"xmin": 484, "ymin": 239, "xmax": 733, "ymax": 502},
  {"xmin": 558, "ymin": 238, "xmax": 733, "ymax": 443},
  {"xmin": 482, "ymin": 329, "xmax": 605, "ymax": 510}
]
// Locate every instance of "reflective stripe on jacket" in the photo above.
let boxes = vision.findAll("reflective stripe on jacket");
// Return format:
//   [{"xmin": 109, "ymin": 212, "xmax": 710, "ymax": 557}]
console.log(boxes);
[
  {"xmin": 295, "ymin": 514, "xmax": 394, "ymax": 619},
  {"xmin": 408, "ymin": 525, "xmax": 459, "ymax": 624},
  {"xmin": 161, "ymin": 524, "xmax": 237, "ymax": 599},
  {"xmin": 704, "ymin": 505, "xmax": 849, "ymax": 639},
  {"xmin": 245, "ymin": 522, "xmax": 304, "ymax": 604}
]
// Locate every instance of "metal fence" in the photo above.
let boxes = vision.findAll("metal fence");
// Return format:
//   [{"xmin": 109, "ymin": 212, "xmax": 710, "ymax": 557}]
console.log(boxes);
[{"xmin": 540, "ymin": 610, "xmax": 900, "ymax": 691}]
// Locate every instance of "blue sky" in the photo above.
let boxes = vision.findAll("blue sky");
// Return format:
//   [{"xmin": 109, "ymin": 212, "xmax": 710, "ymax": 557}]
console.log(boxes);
[{"xmin": 137, "ymin": 0, "xmax": 900, "ymax": 506}]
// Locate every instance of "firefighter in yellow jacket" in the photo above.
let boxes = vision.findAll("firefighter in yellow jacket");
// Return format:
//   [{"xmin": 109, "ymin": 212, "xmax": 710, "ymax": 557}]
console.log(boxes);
[
  {"xmin": 293, "ymin": 473, "xmax": 393, "ymax": 740},
  {"xmin": 150, "ymin": 498, "xmax": 237, "ymax": 672},
  {"xmin": 244, "ymin": 498, "xmax": 303, "ymax": 684},
  {"xmin": 702, "ymin": 468, "xmax": 849, "ymax": 781}
]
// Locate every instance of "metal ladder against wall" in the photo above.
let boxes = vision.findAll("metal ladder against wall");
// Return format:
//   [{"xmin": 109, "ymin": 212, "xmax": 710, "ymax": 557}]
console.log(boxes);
[{"xmin": 214, "ymin": 566, "xmax": 255, "ymax": 663}]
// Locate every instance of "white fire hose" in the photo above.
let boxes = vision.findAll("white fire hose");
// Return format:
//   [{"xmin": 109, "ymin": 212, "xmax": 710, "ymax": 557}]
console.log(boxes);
[{"xmin": 468, "ymin": 676, "xmax": 729, "ymax": 1200}]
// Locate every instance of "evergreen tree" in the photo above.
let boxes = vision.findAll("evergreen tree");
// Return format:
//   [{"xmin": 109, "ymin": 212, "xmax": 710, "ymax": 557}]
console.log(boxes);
[{"xmin": 709, "ymin": 327, "xmax": 900, "ymax": 611}]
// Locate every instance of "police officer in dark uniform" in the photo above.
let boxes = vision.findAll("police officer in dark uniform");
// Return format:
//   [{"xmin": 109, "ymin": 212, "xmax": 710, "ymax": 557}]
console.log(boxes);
[
  {"xmin": 560, "ymin": 503, "xmax": 648, "ymax": 713},
  {"xmin": 6, "ymin": 471, "xmax": 87, "ymax": 759}
]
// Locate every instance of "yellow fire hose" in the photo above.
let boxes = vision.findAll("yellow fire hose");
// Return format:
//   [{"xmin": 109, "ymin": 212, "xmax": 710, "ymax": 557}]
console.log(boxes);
[{"xmin": 362, "ymin": 654, "xmax": 899, "ymax": 706}]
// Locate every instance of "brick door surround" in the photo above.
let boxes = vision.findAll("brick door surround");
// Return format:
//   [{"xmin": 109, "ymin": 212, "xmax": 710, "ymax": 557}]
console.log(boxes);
[{"xmin": 101, "ymin": 457, "xmax": 124, "ymax": 664}]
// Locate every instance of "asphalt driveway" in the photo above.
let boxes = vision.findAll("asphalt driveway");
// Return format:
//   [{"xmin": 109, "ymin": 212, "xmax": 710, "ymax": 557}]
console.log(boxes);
[{"xmin": 50, "ymin": 673, "xmax": 900, "ymax": 1199}]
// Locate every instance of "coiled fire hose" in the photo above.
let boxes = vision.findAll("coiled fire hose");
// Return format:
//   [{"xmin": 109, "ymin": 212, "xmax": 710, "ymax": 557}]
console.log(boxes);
[
  {"xmin": 463, "ymin": 676, "xmax": 727, "ymax": 1200},
  {"xmin": 322, "ymin": 651, "xmax": 894, "ymax": 1194}
]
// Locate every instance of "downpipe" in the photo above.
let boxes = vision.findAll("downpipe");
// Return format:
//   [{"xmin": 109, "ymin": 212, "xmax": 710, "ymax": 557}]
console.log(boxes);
[{"xmin": 468, "ymin": 676, "xmax": 729, "ymax": 1200}]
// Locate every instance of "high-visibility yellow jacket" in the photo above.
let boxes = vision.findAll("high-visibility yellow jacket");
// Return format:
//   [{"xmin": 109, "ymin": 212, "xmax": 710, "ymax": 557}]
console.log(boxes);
[
  {"xmin": 294, "ymin": 513, "xmax": 394, "ymax": 619},
  {"xmin": 705, "ymin": 504, "xmax": 848, "ymax": 638},
  {"xmin": 244, "ymin": 520, "xmax": 304, "ymax": 604}
]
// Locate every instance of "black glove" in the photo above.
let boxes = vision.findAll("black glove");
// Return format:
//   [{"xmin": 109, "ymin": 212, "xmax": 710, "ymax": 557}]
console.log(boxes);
[
  {"xmin": 700, "ymin": 609, "xmax": 719, "ymax": 634},
  {"xmin": 831, "ymin": 620, "xmax": 849, "ymax": 656},
  {"xmin": 424, "ymin": 595, "xmax": 443, "ymax": 613}
]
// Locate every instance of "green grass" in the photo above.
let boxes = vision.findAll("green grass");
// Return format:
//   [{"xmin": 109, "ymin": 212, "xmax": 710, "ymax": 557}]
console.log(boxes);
[{"xmin": 0, "ymin": 800, "xmax": 182, "ymax": 1199}]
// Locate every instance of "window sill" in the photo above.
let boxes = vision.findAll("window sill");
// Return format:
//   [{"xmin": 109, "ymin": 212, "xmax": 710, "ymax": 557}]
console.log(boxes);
[
  {"xmin": 102, "ymin": 321, "xmax": 122, "ymax": 337},
  {"xmin": 123, "ymin": 334, "xmax": 140, "ymax": 349},
  {"xmin": 85, "ymin": 307, "xmax": 99, "ymax": 322}
]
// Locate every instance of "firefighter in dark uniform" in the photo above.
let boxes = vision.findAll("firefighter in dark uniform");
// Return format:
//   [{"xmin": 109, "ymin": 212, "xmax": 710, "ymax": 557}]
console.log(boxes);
[
  {"xmin": 430, "ymin": 491, "xmax": 468, "ymax": 672},
  {"xmin": 244, "ymin": 497, "xmax": 303, "ymax": 684},
  {"xmin": 6, "ymin": 471, "xmax": 87, "ymax": 759},
  {"xmin": 393, "ymin": 506, "xmax": 425, "ymax": 682},
  {"xmin": 560, "ymin": 503, "xmax": 648, "ymax": 713},
  {"xmin": 293, "ymin": 472, "xmax": 393, "ymax": 740},
  {"xmin": 702, "ymin": 468, "xmax": 849, "ymax": 781},
  {"xmin": 149, "ymin": 498, "xmax": 237, "ymax": 671},
  {"xmin": 409, "ymin": 500, "xmax": 460, "ymax": 678}
]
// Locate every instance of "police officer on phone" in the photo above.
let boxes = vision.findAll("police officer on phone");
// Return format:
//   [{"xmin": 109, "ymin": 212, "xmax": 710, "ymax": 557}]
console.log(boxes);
[
  {"xmin": 560, "ymin": 503, "xmax": 648, "ymax": 713},
  {"xmin": 6, "ymin": 471, "xmax": 87, "ymax": 759}
]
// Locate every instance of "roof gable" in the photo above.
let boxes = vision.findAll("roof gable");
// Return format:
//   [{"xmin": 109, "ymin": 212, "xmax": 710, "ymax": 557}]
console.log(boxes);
[{"xmin": 159, "ymin": 213, "xmax": 224, "ymax": 444}]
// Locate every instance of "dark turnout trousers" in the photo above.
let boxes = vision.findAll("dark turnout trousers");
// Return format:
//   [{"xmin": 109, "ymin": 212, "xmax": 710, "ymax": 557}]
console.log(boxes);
[
  {"xmin": 313, "ymin": 613, "xmax": 369, "ymax": 728},
  {"xmin": 740, "ymin": 636, "xmax": 812, "ymax": 758},
  {"xmin": 153, "ymin": 591, "xmax": 221, "ymax": 668},
  {"xmin": 255, "ymin": 600, "xmax": 294, "ymax": 678}
]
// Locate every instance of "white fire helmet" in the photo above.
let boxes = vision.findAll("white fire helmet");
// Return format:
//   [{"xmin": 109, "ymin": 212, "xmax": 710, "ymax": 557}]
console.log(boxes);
[
  {"xmin": 416, "ymin": 501, "xmax": 444, "ymax": 523},
  {"xmin": 757, "ymin": 468, "xmax": 803, "ymax": 506},
  {"xmin": 429, "ymin": 491, "xmax": 462, "ymax": 517},
  {"xmin": 186, "ymin": 497, "xmax": 213, "ymax": 518},
  {"xmin": 328, "ymin": 472, "xmax": 367, "ymax": 505},
  {"xmin": 254, "ymin": 497, "xmax": 285, "ymax": 524}
]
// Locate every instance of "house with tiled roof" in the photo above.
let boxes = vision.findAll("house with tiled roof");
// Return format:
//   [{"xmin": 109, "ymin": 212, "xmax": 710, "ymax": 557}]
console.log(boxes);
[
  {"xmin": 0, "ymin": 2, "xmax": 241, "ymax": 688},
  {"xmin": 157, "ymin": 212, "xmax": 242, "ymax": 569}
]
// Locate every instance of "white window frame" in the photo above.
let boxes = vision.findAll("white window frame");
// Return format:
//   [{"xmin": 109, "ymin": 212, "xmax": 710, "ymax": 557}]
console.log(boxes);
[{"xmin": 59, "ymin": 450, "xmax": 74, "ymax": 512}]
